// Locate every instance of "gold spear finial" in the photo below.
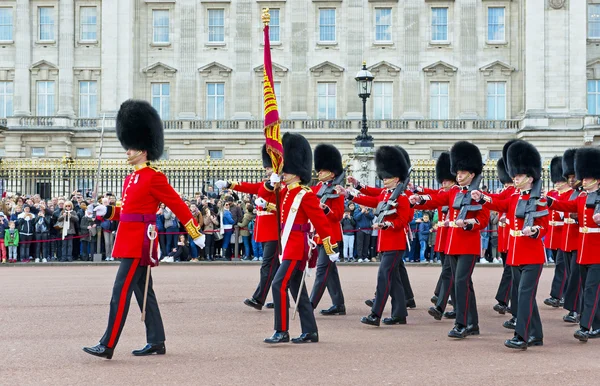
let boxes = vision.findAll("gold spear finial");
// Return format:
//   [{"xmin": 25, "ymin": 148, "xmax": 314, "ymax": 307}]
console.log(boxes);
[{"xmin": 262, "ymin": 8, "xmax": 270, "ymax": 26}]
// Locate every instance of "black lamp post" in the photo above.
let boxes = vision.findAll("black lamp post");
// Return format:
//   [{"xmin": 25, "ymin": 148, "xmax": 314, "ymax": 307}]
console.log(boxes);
[{"xmin": 355, "ymin": 61, "xmax": 375, "ymax": 147}]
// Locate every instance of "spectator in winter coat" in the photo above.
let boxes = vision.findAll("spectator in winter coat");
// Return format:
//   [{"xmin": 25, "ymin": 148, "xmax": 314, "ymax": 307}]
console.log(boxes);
[
  {"xmin": 188, "ymin": 203, "xmax": 204, "ymax": 261},
  {"xmin": 34, "ymin": 206, "xmax": 51, "ymax": 262},
  {"xmin": 4, "ymin": 221, "xmax": 19, "ymax": 263},
  {"xmin": 163, "ymin": 206, "xmax": 180, "ymax": 256},
  {"xmin": 220, "ymin": 201, "xmax": 235, "ymax": 260},
  {"xmin": 80, "ymin": 208, "xmax": 97, "ymax": 261},
  {"xmin": 156, "ymin": 203, "xmax": 166, "ymax": 258},
  {"xmin": 353, "ymin": 204, "xmax": 374, "ymax": 262},
  {"xmin": 57, "ymin": 201, "xmax": 79, "ymax": 262},
  {"xmin": 0, "ymin": 213, "xmax": 8, "ymax": 263},
  {"xmin": 17, "ymin": 204, "xmax": 35, "ymax": 262},
  {"xmin": 341, "ymin": 208, "xmax": 357, "ymax": 262},
  {"xmin": 203, "ymin": 207, "xmax": 219, "ymax": 261},
  {"xmin": 237, "ymin": 204, "xmax": 256, "ymax": 260},
  {"xmin": 417, "ymin": 213, "xmax": 431, "ymax": 262}
]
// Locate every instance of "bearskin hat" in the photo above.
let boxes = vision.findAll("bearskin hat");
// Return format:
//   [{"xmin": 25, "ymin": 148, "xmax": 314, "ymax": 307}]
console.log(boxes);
[
  {"xmin": 496, "ymin": 158, "xmax": 512, "ymax": 185},
  {"xmin": 575, "ymin": 147, "xmax": 600, "ymax": 181},
  {"xmin": 550, "ymin": 156, "xmax": 566, "ymax": 184},
  {"xmin": 282, "ymin": 132, "xmax": 313, "ymax": 185},
  {"xmin": 314, "ymin": 144, "xmax": 343, "ymax": 176},
  {"xmin": 396, "ymin": 146, "xmax": 411, "ymax": 167},
  {"xmin": 562, "ymin": 148, "xmax": 577, "ymax": 178},
  {"xmin": 435, "ymin": 152, "xmax": 455, "ymax": 184},
  {"xmin": 116, "ymin": 99, "xmax": 164, "ymax": 161},
  {"xmin": 502, "ymin": 139, "xmax": 522, "ymax": 166},
  {"xmin": 375, "ymin": 146, "xmax": 409, "ymax": 181},
  {"xmin": 450, "ymin": 141, "xmax": 483, "ymax": 176},
  {"xmin": 261, "ymin": 145, "xmax": 272, "ymax": 169},
  {"xmin": 506, "ymin": 141, "xmax": 542, "ymax": 181}
]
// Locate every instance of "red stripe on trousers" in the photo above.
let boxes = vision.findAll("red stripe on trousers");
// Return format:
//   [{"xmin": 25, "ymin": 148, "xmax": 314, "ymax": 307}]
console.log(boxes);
[
  {"xmin": 587, "ymin": 281, "xmax": 600, "ymax": 329},
  {"xmin": 463, "ymin": 256, "xmax": 477, "ymax": 326},
  {"xmin": 378, "ymin": 251, "xmax": 400, "ymax": 317},
  {"xmin": 108, "ymin": 259, "xmax": 139, "ymax": 348},
  {"xmin": 524, "ymin": 265, "xmax": 543, "ymax": 340},
  {"xmin": 280, "ymin": 260, "xmax": 297, "ymax": 332}
]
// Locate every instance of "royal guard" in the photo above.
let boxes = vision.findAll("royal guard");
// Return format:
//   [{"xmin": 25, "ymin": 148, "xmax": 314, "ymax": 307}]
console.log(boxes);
[
  {"xmin": 338, "ymin": 146, "xmax": 411, "ymax": 326},
  {"xmin": 424, "ymin": 152, "xmax": 457, "ymax": 321},
  {"xmin": 309, "ymin": 144, "xmax": 346, "ymax": 316},
  {"xmin": 489, "ymin": 156, "xmax": 516, "ymax": 316},
  {"xmin": 216, "ymin": 145, "xmax": 280, "ymax": 310},
  {"xmin": 558, "ymin": 148, "xmax": 584, "ymax": 324},
  {"xmin": 543, "ymin": 156, "xmax": 572, "ymax": 308},
  {"xmin": 264, "ymin": 133, "xmax": 339, "ymax": 344},
  {"xmin": 547, "ymin": 147, "xmax": 600, "ymax": 342},
  {"xmin": 472, "ymin": 140, "xmax": 548, "ymax": 350},
  {"xmin": 410, "ymin": 141, "xmax": 490, "ymax": 339},
  {"xmin": 83, "ymin": 100, "xmax": 205, "ymax": 359}
]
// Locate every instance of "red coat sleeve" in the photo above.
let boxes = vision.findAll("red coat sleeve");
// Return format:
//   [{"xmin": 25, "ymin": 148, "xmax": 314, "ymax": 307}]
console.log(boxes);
[
  {"xmin": 415, "ymin": 189, "xmax": 449, "ymax": 210},
  {"xmin": 482, "ymin": 195, "xmax": 511, "ymax": 214},
  {"xmin": 301, "ymin": 192, "xmax": 333, "ymax": 244},
  {"xmin": 326, "ymin": 195, "xmax": 345, "ymax": 222},
  {"xmin": 388, "ymin": 195, "xmax": 411, "ymax": 230},
  {"xmin": 231, "ymin": 181, "xmax": 262, "ymax": 195},
  {"xmin": 351, "ymin": 193, "xmax": 381, "ymax": 209},
  {"xmin": 359, "ymin": 186, "xmax": 384, "ymax": 197},
  {"xmin": 533, "ymin": 199, "xmax": 549, "ymax": 239},
  {"xmin": 150, "ymin": 172, "xmax": 201, "ymax": 238},
  {"xmin": 104, "ymin": 175, "xmax": 131, "ymax": 221},
  {"xmin": 471, "ymin": 206, "xmax": 490, "ymax": 232},
  {"xmin": 548, "ymin": 196, "xmax": 578, "ymax": 213}
]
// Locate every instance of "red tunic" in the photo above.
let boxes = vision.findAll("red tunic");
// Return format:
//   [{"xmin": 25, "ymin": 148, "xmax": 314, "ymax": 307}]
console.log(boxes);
[
  {"xmin": 311, "ymin": 183, "xmax": 344, "ymax": 244},
  {"xmin": 231, "ymin": 181, "xmax": 278, "ymax": 242},
  {"xmin": 106, "ymin": 165, "xmax": 200, "ymax": 261},
  {"xmin": 550, "ymin": 192, "xmax": 600, "ymax": 265},
  {"xmin": 559, "ymin": 188, "xmax": 580, "ymax": 252},
  {"xmin": 279, "ymin": 185, "xmax": 333, "ymax": 261},
  {"xmin": 483, "ymin": 191, "xmax": 548, "ymax": 266},
  {"xmin": 415, "ymin": 185, "xmax": 490, "ymax": 256},
  {"xmin": 543, "ymin": 189, "xmax": 569, "ymax": 250},
  {"xmin": 486, "ymin": 186, "xmax": 515, "ymax": 253},
  {"xmin": 350, "ymin": 189, "xmax": 411, "ymax": 252},
  {"xmin": 420, "ymin": 187, "xmax": 450, "ymax": 254}
]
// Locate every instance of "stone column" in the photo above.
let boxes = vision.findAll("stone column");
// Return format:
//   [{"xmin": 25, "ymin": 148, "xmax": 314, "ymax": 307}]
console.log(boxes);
[
  {"xmin": 567, "ymin": 1, "xmax": 587, "ymax": 115},
  {"xmin": 524, "ymin": 0, "xmax": 545, "ymax": 115},
  {"xmin": 457, "ymin": 0, "xmax": 478, "ymax": 118},
  {"xmin": 13, "ymin": 0, "xmax": 31, "ymax": 116},
  {"xmin": 349, "ymin": 147, "xmax": 377, "ymax": 187},
  {"xmin": 56, "ymin": 0, "xmax": 75, "ymax": 117},
  {"xmin": 289, "ymin": 0, "xmax": 309, "ymax": 119},
  {"xmin": 101, "ymin": 0, "xmax": 118, "ymax": 115},
  {"xmin": 117, "ymin": 0, "xmax": 134, "ymax": 106},
  {"xmin": 402, "ymin": 0, "xmax": 422, "ymax": 118},
  {"xmin": 177, "ymin": 0, "xmax": 198, "ymax": 119},
  {"xmin": 345, "ymin": 0, "xmax": 365, "ymax": 119},
  {"xmin": 232, "ymin": 0, "xmax": 252, "ymax": 119}
]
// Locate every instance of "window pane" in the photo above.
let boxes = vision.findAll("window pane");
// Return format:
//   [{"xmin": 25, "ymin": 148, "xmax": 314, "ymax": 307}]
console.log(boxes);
[
  {"xmin": 39, "ymin": 7, "xmax": 54, "ymax": 41},
  {"xmin": 587, "ymin": 80, "xmax": 600, "ymax": 115},
  {"xmin": 153, "ymin": 10, "xmax": 169, "ymax": 43},
  {"xmin": 375, "ymin": 8, "xmax": 391, "ymax": 41},
  {"xmin": 269, "ymin": 9, "xmax": 280, "ymax": 42},
  {"xmin": 589, "ymin": 5, "xmax": 600, "ymax": 39},
  {"xmin": 0, "ymin": 81, "xmax": 13, "ymax": 118},
  {"xmin": 319, "ymin": 9, "xmax": 336, "ymax": 41},
  {"xmin": 208, "ymin": 9, "xmax": 225, "ymax": 42},
  {"xmin": 488, "ymin": 7, "xmax": 505, "ymax": 42},
  {"xmin": 80, "ymin": 7, "xmax": 97, "ymax": 41},
  {"xmin": 0, "ymin": 8, "xmax": 13, "ymax": 41},
  {"xmin": 430, "ymin": 82, "xmax": 449, "ymax": 119},
  {"xmin": 431, "ymin": 8, "xmax": 448, "ymax": 41},
  {"xmin": 79, "ymin": 81, "xmax": 97, "ymax": 118}
]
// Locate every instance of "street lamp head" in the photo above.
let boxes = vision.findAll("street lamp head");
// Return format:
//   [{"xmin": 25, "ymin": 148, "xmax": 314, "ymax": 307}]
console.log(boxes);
[{"xmin": 355, "ymin": 61, "xmax": 374, "ymax": 98}]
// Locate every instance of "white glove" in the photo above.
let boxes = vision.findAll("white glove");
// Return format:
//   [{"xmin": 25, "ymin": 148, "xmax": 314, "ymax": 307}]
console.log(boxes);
[
  {"xmin": 193, "ymin": 234, "xmax": 206, "ymax": 249},
  {"xmin": 255, "ymin": 197, "xmax": 268, "ymax": 209},
  {"xmin": 215, "ymin": 180, "xmax": 228, "ymax": 190},
  {"xmin": 270, "ymin": 173, "xmax": 281, "ymax": 185},
  {"xmin": 93, "ymin": 204, "xmax": 107, "ymax": 217},
  {"xmin": 306, "ymin": 267, "xmax": 314, "ymax": 277},
  {"xmin": 328, "ymin": 253, "xmax": 339, "ymax": 263}
]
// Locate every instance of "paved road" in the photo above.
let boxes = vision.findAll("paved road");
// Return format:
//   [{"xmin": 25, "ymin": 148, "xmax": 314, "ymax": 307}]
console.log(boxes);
[{"xmin": 1, "ymin": 264, "xmax": 597, "ymax": 386}]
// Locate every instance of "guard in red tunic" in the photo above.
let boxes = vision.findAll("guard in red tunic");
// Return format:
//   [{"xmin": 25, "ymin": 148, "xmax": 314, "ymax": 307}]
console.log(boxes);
[
  {"xmin": 424, "ymin": 152, "xmax": 457, "ymax": 321},
  {"xmin": 473, "ymin": 140, "xmax": 548, "ymax": 350},
  {"xmin": 543, "ymin": 156, "xmax": 572, "ymax": 308},
  {"xmin": 558, "ymin": 148, "xmax": 584, "ymax": 324},
  {"xmin": 83, "ymin": 100, "xmax": 205, "ymax": 359},
  {"xmin": 490, "ymin": 157, "xmax": 516, "ymax": 316},
  {"xmin": 410, "ymin": 141, "xmax": 490, "ymax": 339},
  {"xmin": 547, "ymin": 147, "xmax": 600, "ymax": 342},
  {"xmin": 216, "ymin": 146, "xmax": 280, "ymax": 310},
  {"xmin": 264, "ymin": 133, "xmax": 339, "ymax": 344},
  {"xmin": 339, "ymin": 146, "xmax": 411, "ymax": 326},
  {"xmin": 309, "ymin": 143, "xmax": 346, "ymax": 316}
]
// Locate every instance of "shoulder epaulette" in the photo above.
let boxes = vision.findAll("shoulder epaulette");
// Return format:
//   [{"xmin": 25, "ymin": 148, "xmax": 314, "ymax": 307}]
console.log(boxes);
[{"xmin": 301, "ymin": 185, "xmax": 312, "ymax": 192}]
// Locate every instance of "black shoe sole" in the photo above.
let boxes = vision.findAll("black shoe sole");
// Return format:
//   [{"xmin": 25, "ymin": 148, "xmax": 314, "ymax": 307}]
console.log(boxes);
[
  {"xmin": 443, "ymin": 312, "xmax": 456, "ymax": 319},
  {"xmin": 544, "ymin": 300, "xmax": 560, "ymax": 308},
  {"xmin": 563, "ymin": 318, "xmax": 579, "ymax": 324},
  {"xmin": 428, "ymin": 308, "xmax": 443, "ymax": 321},
  {"xmin": 132, "ymin": 349, "xmax": 166, "ymax": 356},
  {"xmin": 291, "ymin": 338, "xmax": 319, "ymax": 344},
  {"xmin": 360, "ymin": 318, "xmax": 380, "ymax": 327},
  {"xmin": 382, "ymin": 319, "xmax": 407, "ymax": 325},
  {"xmin": 320, "ymin": 311, "xmax": 346, "ymax": 316},
  {"xmin": 448, "ymin": 332, "xmax": 466, "ymax": 339},
  {"xmin": 365, "ymin": 300, "xmax": 374, "ymax": 307},
  {"xmin": 83, "ymin": 348, "xmax": 113, "ymax": 360},
  {"xmin": 527, "ymin": 340, "xmax": 543, "ymax": 347},
  {"xmin": 504, "ymin": 342, "xmax": 527, "ymax": 350},
  {"xmin": 243, "ymin": 299, "xmax": 263, "ymax": 311},
  {"xmin": 574, "ymin": 332, "xmax": 589, "ymax": 342},
  {"xmin": 265, "ymin": 303, "xmax": 275, "ymax": 309},
  {"xmin": 264, "ymin": 339, "xmax": 290, "ymax": 344},
  {"xmin": 503, "ymin": 322, "xmax": 516, "ymax": 330}
]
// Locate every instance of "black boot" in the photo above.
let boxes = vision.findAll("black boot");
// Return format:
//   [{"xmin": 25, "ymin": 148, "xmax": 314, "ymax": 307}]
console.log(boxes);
[
  {"xmin": 264, "ymin": 331, "xmax": 290, "ymax": 344},
  {"xmin": 563, "ymin": 311, "xmax": 579, "ymax": 323},
  {"xmin": 503, "ymin": 317, "xmax": 516, "ymax": 330},
  {"xmin": 527, "ymin": 336, "xmax": 543, "ymax": 347},
  {"xmin": 493, "ymin": 302, "xmax": 509, "ymax": 315},
  {"xmin": 360, "ymin": 313, "xmax": 381, "ymax": 327},
  {"xmin": 265, "ymin": 302, "xmax": 275, "ymax": 309},
  {"xmin": 132, "ymin": 343, "xmax": 166, "ymax": 356},
  {"xmin": 365, "ymin": 298, "xmax": 374, "ymax": 307},
  {"xmin": 443, "ymin": 311, "xmax": 456, "ymax": 319},
  {"xmin": 543, "ymin": 297, "xmax": 560, "ymax": 308},
  {"xmin": 406, "ymin": 298, "xmax": 416, "ymax": 309},
  {"xmin": 428, "ymin": 306, "xmax": 443, "ymax": 320},
  {"xmin": 504, "ymin": 335, "xmax": 528, "ymax": 350},
  {"xmin": 430, "ymin": 295, "xmax": 439, "ymax": 305},
  {"xmin": 448, "ymin": 324, "xmax": 468, "ymax": 339},
  {"xmin": 320, "ymin": 305, "xmax": 346, "ymax": 316},
  {"xmin": 382, "ymin": 316, "xmax": 406, "ymax": 325},
  {"xmin": 243, "ymin": 298, "xmax": 263, "ymax": 311},
  {"xmin": 83, "ymin": 344, "xmax": 114, "ymax": 359},
  {"xmin": 291, "ymin": 332, "xmax": 319, "ymax": 344}
]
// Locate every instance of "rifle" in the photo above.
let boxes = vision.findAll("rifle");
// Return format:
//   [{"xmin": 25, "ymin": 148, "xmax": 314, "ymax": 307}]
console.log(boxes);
[
  {"xmin": 584, "ymin": 191, "xmax": 600, "ymax": 216},
  {"xmin": 316, "ymin": 172, "xmax": 346, "ymax": 204},
  {"xmin": 515, "ymin": 179, "xmax": 549, "ymax": 230},
  {"xmin": 374, "ymin": 168, "xmax": 412, "ymax": 224},
  {"xmin": 452, "ymin": 174, "xmax": 483, "ymax": 221}
]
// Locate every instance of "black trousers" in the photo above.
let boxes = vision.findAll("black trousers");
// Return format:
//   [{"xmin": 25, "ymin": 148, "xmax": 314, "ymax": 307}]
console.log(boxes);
[
  {"xmin": 398, "ymin": 260, "xmax": 414, "ymax": 301},
  {"xmin": 100, "ymin": 259, "xmax": 165, "ymax": 349},
  {"xmin": 310, "ymin": 245, "xmax": 345, "ymax": 308},
  {"xmin": 371, "ymin": 250, "xmax": 407, "ymax": 319},
  {"xmin": 511, "ymin": 264, "xmax": 544, "ymax": 340},
  {"xmin": 549, "ymin": 249, "xmax": 569, "ymax": 300},
  {"xmin": 435, "ymin": 252, "xmax": 455, "ymax": 312},
  {"xmin": 434, "ymin": 252, "xmax": 445, "ymax": 296},
  {"xmin": 579, "ymin": 264, "xmax": 600, "ymax": 331},
  {"xmin": 272, "ymin": 259, "xmax": 317, "ymax": 333},
  {"xmin": 448, "ymin": 254, "xmax": 478, "ymax": 327},
  {"xmin": 495, "ymin": 252, "xmax": 513, "ymax": 305},
  {"xmin": 563, "ymin": 250, "xmax": 583, "ymax": 313},
  {"xmin": 355, "ymin": 232, "xmax": 370, "ymax": 260},
  {"xmin": 251, "ymin": 241, "xmax": 279, "ymax": 305}
]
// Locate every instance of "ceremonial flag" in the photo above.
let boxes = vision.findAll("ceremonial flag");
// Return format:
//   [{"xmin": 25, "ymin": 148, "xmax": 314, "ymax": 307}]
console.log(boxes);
[{"xmin": 262, "ymin": 11, "xmax": 284, "ymax": 174}]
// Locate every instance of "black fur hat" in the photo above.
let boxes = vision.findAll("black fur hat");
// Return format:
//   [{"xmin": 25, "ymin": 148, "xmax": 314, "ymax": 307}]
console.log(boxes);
[
  {"xmin": 496, "ymin": 158, "xmax": 512, "ymax": 185},
  {"xmin": 562, "ymin": 148, "xmax": 577, "ymax": 178},
  {"xmin": 375, "ymin": 146, "xmax": 409, "ymax": 181},
  {"xmin": 550, "ymin": 156, "xmax": 566, "ymax": 184},
  {"xmin": 450, "ymin": 141, "xmax": 483, "ymax": 176},
  {"xmin": 314, "ymin": 144, "xmax": 343, "ymax": 176},
  {"xmin": 502, "ymin": 139, "xmax": 522, "ymax": 165},
  {"xmin": 506, "ymin": 141, "xmax": 542, "ymax": 181},
  {"xmin": 435, "ymin": 152, "xmax": 455, "ymax": 184},
  {"xmin": 116, "ymin": 99, "xmax": 164, "ymax": 161},
  {"xmin": 261, "ymin": 145, "xmax": 272, "ymax": 169},
  {"xmin": 575, "ymin": 147, "xmax": 600, "ymax": 181},
  {"xmin": 282, "ymin": 132, "xmax": 313, "ymax": 185},
  {"xmin": 396, "ymin": 146, "xmax": 411, "ymax": 167}
]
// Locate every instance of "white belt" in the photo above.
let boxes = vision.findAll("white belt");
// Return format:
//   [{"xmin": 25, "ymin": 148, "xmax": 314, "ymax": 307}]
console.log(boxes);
[
  {"xmin": 510, "ymin": 229, "xmax": 525, "ymax": 237},
  {"xmin": 565, "ymin": 218, "xmax": 576, "ymax": 225},
  {"xmin": 549, "ymin": 221, "xmax": 564, "ymax": 226},
  {"xmin": 257, "ymin": 211, "xmax": 274, "ymax": 216},
  {"xmin": 580, "ymin": 227, "xmax": 600, "ymax": 234},
  {"xmin": 437, "ymin": 221, "xmax": 446, "ymax": 227}
]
